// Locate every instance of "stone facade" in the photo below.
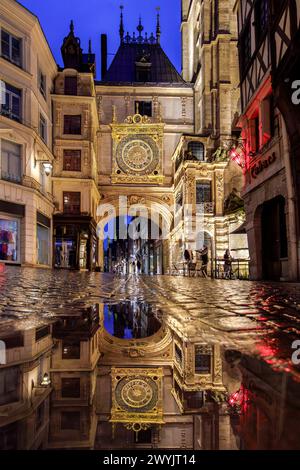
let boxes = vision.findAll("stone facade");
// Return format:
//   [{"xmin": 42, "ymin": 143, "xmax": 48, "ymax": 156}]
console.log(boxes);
[
  {"xmin": 0, "ymin": 1, "xmax": 247, "ymax": 273},
  {"xmin": 0, "ymin": 0, "xmax": 56, "ymax": 267}
]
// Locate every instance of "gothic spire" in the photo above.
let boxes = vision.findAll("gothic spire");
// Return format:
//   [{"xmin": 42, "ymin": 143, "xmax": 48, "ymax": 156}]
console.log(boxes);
[
  {"xmin": 70, "ymin": 19, "xmax": 74, "ymax": 34},
  {"xmin": 156, "ymin": 7, "xmax": 161, "ymax": 44},
  {"xmin": 119, "ymin": 5, "xmax": 124, "ymax": 43},
  {"xmin": 137, "ymin": 17, "xmax": 144, "ymax": 43}
]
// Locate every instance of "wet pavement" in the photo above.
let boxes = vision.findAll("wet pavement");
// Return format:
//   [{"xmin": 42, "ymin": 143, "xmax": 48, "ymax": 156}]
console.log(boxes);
[
  {"xmin": 1, "ymin": 265, "xmax": 300, "ymax": 450},
  {"xmin": 1, "ymin": 266, "xmax": 299, "ymax": 378}
]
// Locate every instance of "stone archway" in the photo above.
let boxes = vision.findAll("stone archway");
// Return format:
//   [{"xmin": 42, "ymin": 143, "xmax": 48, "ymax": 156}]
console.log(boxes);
[{"xmin": 95, "ymin": 194, "xmax": 173, "ymax": 274}]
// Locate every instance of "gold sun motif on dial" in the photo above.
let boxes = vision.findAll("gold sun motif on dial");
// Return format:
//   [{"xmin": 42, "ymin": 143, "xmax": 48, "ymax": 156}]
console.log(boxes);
[
  {"xmin": 121, "ymin": 379, "xmax": 153, "ymax": 408},
  {"xmin": 115, "ymin": 376, "xmax": 159, "ymax": 412},
  {"xmin": 116, "ymin": 135, "xmax": 159, "ymax": 175}
]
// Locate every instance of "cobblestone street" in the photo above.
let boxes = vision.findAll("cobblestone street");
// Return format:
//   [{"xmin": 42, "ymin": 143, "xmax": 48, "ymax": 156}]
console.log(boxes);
[{"xmin": 1, "ymin": 266, "xmax": 300, "ymax": 378}]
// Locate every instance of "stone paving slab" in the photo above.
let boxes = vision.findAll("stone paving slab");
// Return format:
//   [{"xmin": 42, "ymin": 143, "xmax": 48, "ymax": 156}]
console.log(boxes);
[{"xmin": 1, "ymin": 266, "xmax": 300, "ymax": 380}]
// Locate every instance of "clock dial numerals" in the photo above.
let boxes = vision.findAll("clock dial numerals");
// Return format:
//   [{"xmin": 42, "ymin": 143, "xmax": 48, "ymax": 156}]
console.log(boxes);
[
  {"xmin": 116, "ymin": 135, "xmax": 159, "ymax": 175},
  {"xmin": 115, "ymin": 376, "xmax": 158, "ymax": 412}
]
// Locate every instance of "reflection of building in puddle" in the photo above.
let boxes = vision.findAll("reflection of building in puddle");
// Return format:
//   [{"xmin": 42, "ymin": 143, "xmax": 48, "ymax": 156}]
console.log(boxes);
[
  {"xmin": 225, "ymin": 353, "xmax": 300, "ymax": 450},
  {"xmin": 96, "ymin": 302, "xmax": 237, "ymax": 449},
  {"xmin": 47, "ymin": 305, "xmax": 100, "ymax": 449},
  {"xmin": 0, "ymin": 325, "xmax": 53, "ymax": 449},
  {"xmin": 1, "ymin": 302, "xmax": 300, "ymax": 450}
]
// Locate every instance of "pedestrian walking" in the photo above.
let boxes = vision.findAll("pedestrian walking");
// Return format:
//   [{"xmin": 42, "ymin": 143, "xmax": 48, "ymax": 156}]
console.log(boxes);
[
  {"xmin": 200, "ymin": 245, "xmax": 208, "ymax": 277},
  {"xmin": 224, "ymin": 249, "xmax": 232, "ymax": 279},
  {"xmin": 184, "ymin": 249, "xmax": 191, "ymax": 276}
]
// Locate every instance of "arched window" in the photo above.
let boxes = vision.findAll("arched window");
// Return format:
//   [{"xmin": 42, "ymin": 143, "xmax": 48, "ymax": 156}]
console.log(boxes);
[{"xmin": 187, "ymin": 142, "xmax": 205, "ymax": 161}]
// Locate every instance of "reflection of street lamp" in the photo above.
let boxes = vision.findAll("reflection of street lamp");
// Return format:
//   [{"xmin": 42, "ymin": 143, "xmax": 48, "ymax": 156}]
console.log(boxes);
[{"xmin": 40, "ymin": 372, "xmax": 51, "ymax": 387}]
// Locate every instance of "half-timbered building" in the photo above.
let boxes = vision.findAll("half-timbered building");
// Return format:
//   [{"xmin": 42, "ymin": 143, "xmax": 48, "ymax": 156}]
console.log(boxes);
[{"xmin": 235, "ymin": 0, "xmax": 299, "ymax": 280}]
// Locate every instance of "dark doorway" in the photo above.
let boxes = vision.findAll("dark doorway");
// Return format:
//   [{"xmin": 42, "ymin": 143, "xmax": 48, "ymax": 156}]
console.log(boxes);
[{"xmin": 261, "ymin": 196, "xmax": 288, "ymax": 280}]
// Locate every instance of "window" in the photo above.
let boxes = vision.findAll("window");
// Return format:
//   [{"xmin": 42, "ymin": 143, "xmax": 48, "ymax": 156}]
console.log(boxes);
[
  {"xmin": 254, "ymin": 115, "xmax": 260, "ymax": 152},
  {"xmin": 176, "ymin": 191, "xmax": 183, "ymax": 208},
  {"xmin": 35, "ymin": 325, "xmax": 50, "ymax": 342},
  {"xmin": 0, "ymin": 423, "xmax": 18, "ymax": 450},
  {"xmin": 39, "ymin": 71, "xmax": 46, "ymax": 98},
  {"xmin": 175, "ymin": 343, "xmax": 183, "ymax": 367},
  {"xmin": 187, "ymin": 141, "xmax": 205, "ymax": 161},
  {"xmin": 1, "ymin": 140, "xmax": 22, "ymax": 183},
  {"xmin": 136, "ymin": 67, "xmax": 151, "ymax": 82},
  {"xmin": 64, "ymin": 115, "xmax": 81, "ymax": 135},
  {"xmin": 36, "ymin": 403, "xmax": 44, "ymax": 430},
  {"xmin": 39, "ymin": 113, "xmax": 47, "ymax": 143},
  {"xmin": 134, "ymin": 428, "xmax": 152, "ymax": 444},
  {"xmin": 1, "ymin": 334, "xmax": 23, "ymax": 349},
  {"xmin": 61, "ymin": 378, "xmax": 81, "ymax": 398},
  {"xmin": 195, "ymin": 345, "xmax": 212, "ymax": 374},
  {"xmin": 1, "ymin": 82, "xmax": 22, "ymax": 121},
  {"xmin": 0, "ymin": 218, "xmax": 20, "ymax": 263},
  {"xmin": 63, "ymin": 192, "xmax": 81, "ymax": 214},
  {"xmin": 196, "ymin": 182, "xmax": 212, "ymax": 204},
  {"xmin": 135, "ymin": 101, "xmax": 152, "ymax": 117},
  {"xmin": 184, "ymin": 391, "xmax": 204, "ymax": 410},
  {"xmin": 64, "ymin": 76, "xmax": 78, "ymax": 95},
  {"xmin": 61, "ymin": 411, "xmax": 81, "ymax": 430},
  {"xmin": 240, "ymin": 23, "xmax": 251, "ymax": 72},
  {"xmin": 62, "ymin": 340, "xmax": 81, "ymax": 359},
  {"xmin": 0, "ymin": 367, "xmax": 20, "ymax": 406},
  {"xmin": 37, "ymin": 223, "xmax": 50, "ymax": 265},
  {"xmin": 1, "ymin": 30, "xmax": 22, "ymax": 67},
  {"xmin": 255, "ymin": 0, "xmax": 269, "ymax": 44},
  {"xmin": 63, "ymin": 149, "xmax": 81, "ymax": 171}
]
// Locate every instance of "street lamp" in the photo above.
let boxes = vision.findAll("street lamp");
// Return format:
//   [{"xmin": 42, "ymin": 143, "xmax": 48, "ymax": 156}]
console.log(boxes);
[
  {"xmin": 34, "ymin": 155, "xmax": 53, "ymax": 176},
  {"xmin": 42, "ymin": 162, "xmax": 53, "ymax": 176}
]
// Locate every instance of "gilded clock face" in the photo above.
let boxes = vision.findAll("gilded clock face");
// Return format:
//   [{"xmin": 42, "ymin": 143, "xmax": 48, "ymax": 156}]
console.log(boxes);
[
  {"xmin": 116, "ymin": 135, "xmax": 159, "ymax": 175},
  {"xmin": 115, "ymin": 376, "xmax": 158, "ymax": 412}
]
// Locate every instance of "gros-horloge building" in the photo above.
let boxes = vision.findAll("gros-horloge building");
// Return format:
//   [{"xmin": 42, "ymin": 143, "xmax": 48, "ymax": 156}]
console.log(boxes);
[{"xmin": 0, "ymin": 0, "xmax": 247, "ymax": 274}]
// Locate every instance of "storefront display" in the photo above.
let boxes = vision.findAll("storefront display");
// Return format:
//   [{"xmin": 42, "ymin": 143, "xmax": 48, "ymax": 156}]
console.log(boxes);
[
  {"xmin": 53, "ymin": 215, "xmax": 98, "ymax": 271},
  {"xmin": 37, "ymin": 223, "xmax": 50, "ymax": 266},
  {"xmin": 55, "ymin": 239, "xmax": 77, "ymax": 269},
  {"xmin": 0, "ymin": 218, "xmax": 19, "ymax": 263}
]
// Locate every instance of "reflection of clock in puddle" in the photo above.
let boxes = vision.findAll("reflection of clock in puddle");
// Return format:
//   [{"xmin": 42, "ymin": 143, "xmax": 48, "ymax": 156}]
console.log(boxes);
[
  {"xmin": 116, "ymin": 376, "xmax": 158, "ymax": 411},
  {"xmin": 121, "ymin": 379, "xmax": 153, "ymax": 408}
]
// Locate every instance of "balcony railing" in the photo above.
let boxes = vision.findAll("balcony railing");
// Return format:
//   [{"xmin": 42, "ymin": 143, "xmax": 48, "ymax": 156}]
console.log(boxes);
[
  {"xmin": 1, "ymin": 171, "xmax": 22, "ymax": 184},
  {"xmin": 0, "ymin": 107, "xmax": 21, "ymax": 123}
]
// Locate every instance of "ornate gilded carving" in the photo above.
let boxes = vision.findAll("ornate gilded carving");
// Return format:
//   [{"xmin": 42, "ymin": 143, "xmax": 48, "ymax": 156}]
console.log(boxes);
[
  {"xmin": 215, "ymin": 173, "xmax": 224, "ymax": 199},
  {"xmin": 129, "ymin": 195, "xmax": 146, "ymax": 205},
  {"xmin": 111, "ymin": 113, "xmax": 164, "ymax": 185},
  {"xmin": 110, "ymin": 368, "xmax": 164, "ymax": 431}
]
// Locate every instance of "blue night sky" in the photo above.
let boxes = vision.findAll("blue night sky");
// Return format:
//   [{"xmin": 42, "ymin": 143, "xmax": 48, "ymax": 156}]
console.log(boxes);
[{"xmin": 18, "ymin": 0, "xmax": 182, "ymax": 79}]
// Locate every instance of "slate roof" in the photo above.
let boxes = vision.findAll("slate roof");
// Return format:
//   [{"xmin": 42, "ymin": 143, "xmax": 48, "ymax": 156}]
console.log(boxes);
[{"xmin": 101, "ymin": 42, "xmax": 187, "ymax": 85}]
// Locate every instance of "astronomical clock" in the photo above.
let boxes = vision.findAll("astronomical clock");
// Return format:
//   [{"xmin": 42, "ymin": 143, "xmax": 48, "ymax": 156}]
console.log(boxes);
[
  {"xmin": 110, "ymin": 367, "xmax": 164, "ymax": 433},
  {"xmin": 111, "ymin": 112, "xmax": 164, "ymax": 185}
]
